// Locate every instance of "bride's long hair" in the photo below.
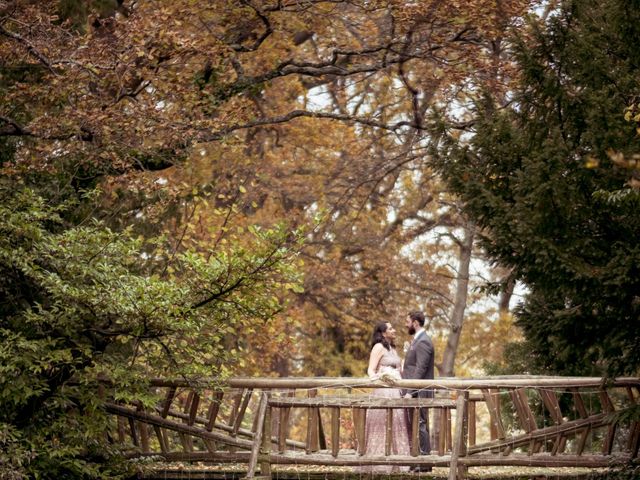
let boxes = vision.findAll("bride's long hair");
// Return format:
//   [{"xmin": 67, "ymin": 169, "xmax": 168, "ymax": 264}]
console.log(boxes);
[{"xmin": 371, "ymin": 322, "xmax": 395, "ymax": 351}]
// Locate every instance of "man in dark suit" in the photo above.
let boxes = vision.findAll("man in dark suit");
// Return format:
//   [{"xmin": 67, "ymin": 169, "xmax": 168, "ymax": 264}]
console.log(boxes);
[{"xmin": 403, "ymin": 310, "xmax": 435, "ymax": 470}]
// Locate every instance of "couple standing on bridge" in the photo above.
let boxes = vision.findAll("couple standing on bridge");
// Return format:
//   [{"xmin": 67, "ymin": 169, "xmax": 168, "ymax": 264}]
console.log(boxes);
[{"xmin": 363, "ymin": 310, "xmax": 435, "ymax": 473}]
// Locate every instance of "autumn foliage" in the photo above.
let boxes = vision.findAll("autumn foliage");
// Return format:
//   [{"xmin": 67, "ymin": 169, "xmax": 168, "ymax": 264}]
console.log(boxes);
[{"xmin": 0, "ymin": 0, "xmax": 577, "ymax": 477}]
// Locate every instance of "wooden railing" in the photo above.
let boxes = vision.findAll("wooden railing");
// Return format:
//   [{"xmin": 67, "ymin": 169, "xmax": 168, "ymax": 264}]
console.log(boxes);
[{"xmin": 105, "ymin": 376, "xmax": 640, "ymax": 479}]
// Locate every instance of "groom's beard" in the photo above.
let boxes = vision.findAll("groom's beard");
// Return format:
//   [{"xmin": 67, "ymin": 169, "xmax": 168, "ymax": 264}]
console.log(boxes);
[{"xmin": 407, "ymin": 326, "xmax": 416, "ymax": 335}]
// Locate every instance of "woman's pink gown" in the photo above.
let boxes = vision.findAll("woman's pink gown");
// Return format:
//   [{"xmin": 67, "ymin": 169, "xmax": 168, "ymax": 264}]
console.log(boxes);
[{"xmin": 360, "ymin": 345, "xmax": 411, "ymax": 473}]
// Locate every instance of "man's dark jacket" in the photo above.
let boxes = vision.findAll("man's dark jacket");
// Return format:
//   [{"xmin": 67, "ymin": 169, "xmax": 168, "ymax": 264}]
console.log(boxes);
[{"xmin": 402, "ymin": 330, "xmax": 434, "ymax": 397}]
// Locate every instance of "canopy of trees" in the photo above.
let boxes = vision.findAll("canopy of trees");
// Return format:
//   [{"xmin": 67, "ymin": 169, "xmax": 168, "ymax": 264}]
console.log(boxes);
[
  {"xmin": 431, "ymin": 0, "xmax": 640, "ymax": 376},
  {"xmin": 1, "ymin": 0, "xmax": 530, "ymax": 379},
  {"xmin": 0, "ymin": 184, "xmax": 301, "ymax": 477}
]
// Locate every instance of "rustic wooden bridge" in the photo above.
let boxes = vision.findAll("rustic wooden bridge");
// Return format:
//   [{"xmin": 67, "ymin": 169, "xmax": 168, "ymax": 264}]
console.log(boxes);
[{"xmin": 105, "ymin": 376, "xmax": 640, "ymax": 479}]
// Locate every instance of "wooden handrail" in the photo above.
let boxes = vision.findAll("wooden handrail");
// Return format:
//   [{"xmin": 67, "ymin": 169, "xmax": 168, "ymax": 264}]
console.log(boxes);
[
  {"xmin": 147, "ymin": 376, "xmax": 640, "ymax": 389},
  {"xmin": 268, "ymin": 396, "xmax": 456, "ymax": 409}
]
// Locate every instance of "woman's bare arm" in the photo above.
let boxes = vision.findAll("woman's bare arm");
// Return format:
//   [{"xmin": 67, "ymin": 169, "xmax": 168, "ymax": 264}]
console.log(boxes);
[{"xmin": 367, "ymin": 343, "xmax": 386, "ymax": 378}]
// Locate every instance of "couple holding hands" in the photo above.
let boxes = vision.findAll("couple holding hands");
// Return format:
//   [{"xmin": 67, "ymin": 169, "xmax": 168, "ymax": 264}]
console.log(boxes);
[{"xmin": 363, "ymin": 311, "xmax": 435, "ymax": 473}]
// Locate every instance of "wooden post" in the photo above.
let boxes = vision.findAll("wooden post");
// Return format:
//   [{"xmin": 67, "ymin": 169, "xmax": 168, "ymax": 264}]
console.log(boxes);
[
  {"xmin": 128, "ymin": 417, "xmax": 139, "ymax": 447},
  {"xmin": 509, "ymin": 389, "xmax": 533, "ymax": 432},
  {"xmin": 411, "ymin": 408, "xmax": 420, "ymax": 457},
  {"xmin": 306, "ymin": 389, "xmax": 319, "ymax": 453},
  {"xmin": 449, "ymin": 391, "xmax": 469, "ymax": 480},
  {"xmin": 489, "ymin": 404, "xmax": 497, "ymax": 441},
  {"xmin": 204, "ymin": 389, "xmax": 224, "ymax": 454},
  {"xmin": 260, "ymin": 397, "xmax": 272, "ymax": 477},
  {"xmin": 482, "ymin": 389, "xmax": 505, "ymax": 442},
  {"xmin": 518, "ymin": 389, "xmax": 538, "ymax": 432},
  {"xmin": 278, "ymin": 389, "xmax": 295, "ymax": 453},
  {"xmin": 203, "ymin": 438, "xmax": 217, "ymax": 453},
  {"xmin": 572, "ymin": 388, "xmax": 590, "ymax": 455},
  {"xmin": 117, "ymin": 415, "xmax": 126, "ymax": 443},
  {"xmin": 353, "ymin": 408, "xmax": 366, "ymax": 455},
  {"xmin": 518, "ymin": 388, "xmax": 540, "ymax": 453},
  {"xmin": 629, "ymin": 421, "xmax": 640, "ymax": 458},
  {"xmin": 278, "ymin": 406, "xmax": 288, "ymax": 453},
  {"xmin": 318, "ymin": 409, "xmax": 327, "ymax": 450},
  {"xmin": 228, "ymin": 389, "xmax": 244, "ymax": 426},
  {"xmin": 603, "ymin": 421, "xmax": 618, "ymax": 456},
  {"xmin": 540, "ymin": 389, "xmax": 563, "ymax": 424},
  {"xmin": 540, "ymin": 389, "xmax": 564, "ymax": 455},
  {"xmin": 246, "ymin": 392, "xmax": 268, "ymax": 479},
  {"xmin": 98, "ymin": 383, "xmax": 109, "ymax": 444},
  {"xmin": 139, "ymin": 423, "xmax": 150, "ymax": 453},
  {"xmin": 446, "ymin": 408, "xmax": 453, "ymax": 452},
  {"xmin": 228, "ymin": 388, "xmax": 243, "ymax": 454},
  {"xmin": 331, "ymin": 407, "xmax": 340, "ymax": 458},
  {"xmin": 188, "ymin": 391, "xmax": 200, "ymax": 426},
  {"xmin": 206, "ymin": 390, "xmax": 224, "ymax": 431},
  {"xmin": 384, "ymin": 408, "xmax": 393, "ymax": 456},
  {"xmin": 626, "ymin": 386, "xmax": 640, "ymax": 458},
  {"xmin": 468, "ymin": 399, "xmax": 476, "ymax": 447},
  {"xmin": 233, "ymin": 388, "xmax": 254, "ymax": 436},
  {"xmin": 153, "ymin": 425, "xmax": 169, "ymax": 453},
  {"xmin": 572, "ymin": 388, "xmax": 589, "ymax": 418},
  {"xmin": 599, "ymin": 390, "xmax": 616, "ymax": 455},
  {"xmin": 137, "ymin": 403, "xmax": 150, "ymax": 453},
  {"xmin": 161, "ymin": 387, "xmax": 177, "ymax": 418},
  {"xmin": 508, "ymin": 389, "xmax": 538, "ymax": 454},
  {"xmin": 180, "ymin": 391, "xmax": 194, "ymax": 452},
  {"xmin": 576, "ymin": 426, "xmax": 591, "ymax": 455},
  {"xmin": 438, "ymin": 408, "xmax": 447, "ymax": 455}
]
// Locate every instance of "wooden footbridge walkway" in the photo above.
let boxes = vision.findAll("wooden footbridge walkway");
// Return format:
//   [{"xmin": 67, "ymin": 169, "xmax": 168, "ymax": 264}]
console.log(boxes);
[{"xmin": 105, "ymin": 376, "xmax": 640, "ymax": 479}]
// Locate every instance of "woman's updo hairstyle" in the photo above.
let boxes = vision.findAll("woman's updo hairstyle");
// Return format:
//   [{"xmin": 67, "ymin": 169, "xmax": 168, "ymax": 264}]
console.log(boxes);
[{"xmin": 371, "ymin": 322, "xmax": 392, "ymax": 351}]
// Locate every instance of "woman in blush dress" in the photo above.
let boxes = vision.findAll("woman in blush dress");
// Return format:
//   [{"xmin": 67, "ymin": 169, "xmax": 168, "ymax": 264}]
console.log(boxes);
[{"xmin": 360, "ymin": 321, "xmax": 410, "ymax": 473}]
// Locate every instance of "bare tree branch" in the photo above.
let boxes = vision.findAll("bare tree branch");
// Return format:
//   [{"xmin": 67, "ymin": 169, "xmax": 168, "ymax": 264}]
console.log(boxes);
[
  {"xmin": 201, "ymin": 109, "xmax": 424, "ymax": 142},
  {"xmin": 227, "ymin": 0, "xmax": 273, "ymax": 52},
  {"xmin": 0, "ymin": 24, "xmax": 57, "ymax": 74},
  {"xmin": 0, "ymin": 114, "xmax": 79, "ymax": 140}
]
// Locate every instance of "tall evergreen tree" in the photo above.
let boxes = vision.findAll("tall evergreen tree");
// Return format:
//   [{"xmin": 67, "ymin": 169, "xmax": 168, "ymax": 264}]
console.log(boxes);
[{"xmin": 432, "ymin": 0, "xmax": 640, "ymax": 376}]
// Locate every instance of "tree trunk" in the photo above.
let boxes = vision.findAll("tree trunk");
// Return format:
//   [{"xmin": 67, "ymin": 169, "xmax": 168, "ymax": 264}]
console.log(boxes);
[
  {"xmin": 440, "ymin": 222, "xmax": 475, "ymax": 377},
  {"xmin": 433, "ymin": 222, "xmax": 474, "ymax": 451},
  {"xmin": 498, "ymin": 272, "xmax": 515, "ymax": 317}
]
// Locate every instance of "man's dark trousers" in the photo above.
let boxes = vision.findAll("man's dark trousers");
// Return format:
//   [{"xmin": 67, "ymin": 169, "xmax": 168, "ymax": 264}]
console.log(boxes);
[{"xmin": 402, "ymin": 330, "xmax": 435, "ymax": 456}]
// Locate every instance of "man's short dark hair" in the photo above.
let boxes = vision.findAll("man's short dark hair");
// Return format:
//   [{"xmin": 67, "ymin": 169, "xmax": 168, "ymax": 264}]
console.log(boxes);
[{"xmin": 408, "ymin": 310, "xmax": 425, "ymax": 327}]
